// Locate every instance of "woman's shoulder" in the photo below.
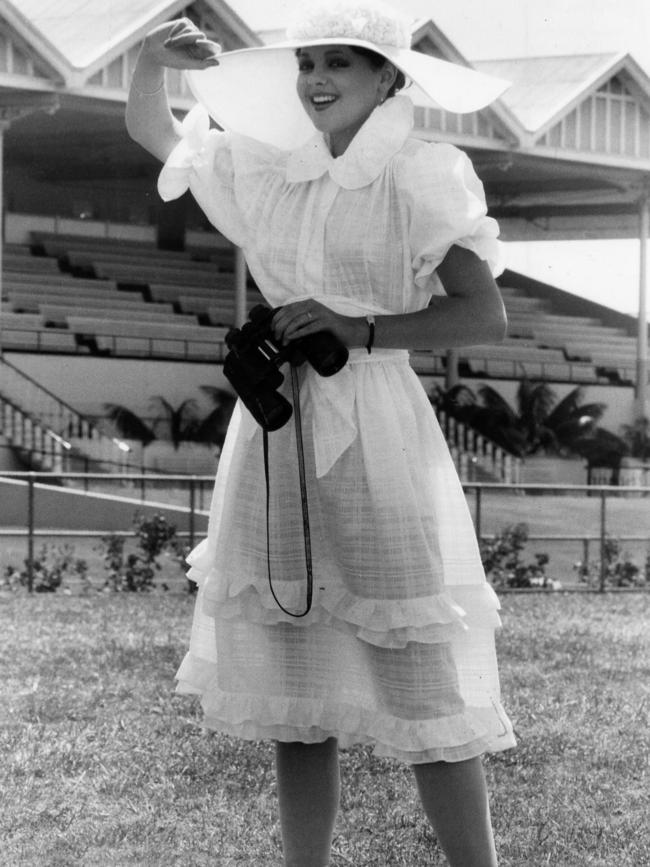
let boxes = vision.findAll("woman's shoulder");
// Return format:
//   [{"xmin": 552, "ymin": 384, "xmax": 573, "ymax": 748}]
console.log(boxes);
[{"xmin": 393, "ymin": 137, "xmax": 473, "ymax": 185}]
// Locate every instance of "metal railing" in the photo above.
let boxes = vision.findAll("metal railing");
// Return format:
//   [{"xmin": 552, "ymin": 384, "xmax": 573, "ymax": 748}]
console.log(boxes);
[
  {"xmin": 0, "ymin": 356, "xmax": 135, "ymax": 472},
  {"xmin": 1, "ymin": 473, "xmax": 649, "ymax": 593},
  {"xmin": 0, "ymin": 471, "xmax": 213, "ymax": 591},
  {"xmin": 466, "ymin": 481, "xmax": 650, "ymax": 592}
]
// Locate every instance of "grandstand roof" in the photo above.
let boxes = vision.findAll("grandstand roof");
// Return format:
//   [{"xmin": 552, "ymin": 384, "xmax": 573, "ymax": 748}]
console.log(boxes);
[
  {"xmin": 475, "ymin": 53, "xmax": 627, "ymax": 133},
  {"xmin": 0, "ymin": 1, "xmax": 649, "ymax": 241},
  {"xmin": 0, "ymin": 0, "xmax": 260, "ymax": 76},
  {"xmin": 5, "ymin": 0, "xmax": 181, "ymax": 69}
]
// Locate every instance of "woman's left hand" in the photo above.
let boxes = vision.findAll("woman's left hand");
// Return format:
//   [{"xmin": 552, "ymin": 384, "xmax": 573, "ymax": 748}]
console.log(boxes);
[{"xmin": 272, "ymin": 301, "xmax": 365, "ymax": 348}]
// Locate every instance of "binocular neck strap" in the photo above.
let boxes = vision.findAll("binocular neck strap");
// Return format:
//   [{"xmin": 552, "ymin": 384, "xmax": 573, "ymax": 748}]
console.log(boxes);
[{"xmin": 262, "ymin": 364, "xmax": 314, "ymax": 618}]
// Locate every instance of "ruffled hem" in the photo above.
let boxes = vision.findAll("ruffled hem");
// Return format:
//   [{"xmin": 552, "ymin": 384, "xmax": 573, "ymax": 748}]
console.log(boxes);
[
  {"xmin": 175, "ymin": 653, "xmax": 515, "ymax": 764},
  {"xmin": 188, "ymin": 549, "xmax": 502, "ymax": 649}
]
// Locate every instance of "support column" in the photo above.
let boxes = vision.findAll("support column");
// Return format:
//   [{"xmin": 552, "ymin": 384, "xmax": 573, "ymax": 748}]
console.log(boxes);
[
  {"xmin": 234, "ymin": 246, "xmax": 247, "ymax": 327},
  {"xmin": 445, "ymin": 348, "xmax": 460, "ymax": 391},
  {"xmin": 637, "ymin": 195, "xmax": 649, "ymax": 420},
  {"xmin": 0, "ymin": 120, "xmax": 7, "ymax": 356}
]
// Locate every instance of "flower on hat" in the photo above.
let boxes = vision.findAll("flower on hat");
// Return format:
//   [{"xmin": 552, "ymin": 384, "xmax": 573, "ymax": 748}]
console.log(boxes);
[{"xmin": 286, "ymin": 1, "xmax": 412, "ymax": 50}]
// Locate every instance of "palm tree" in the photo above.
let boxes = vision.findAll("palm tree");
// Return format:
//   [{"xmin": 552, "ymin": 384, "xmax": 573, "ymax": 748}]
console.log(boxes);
[
  {"xmin": 103, "ymin": 403, "xmax": 156, "ymax": 446},
  {"xmin": 191, "ymin": 386, "xmax": 237, "ymax": 450},
  {"xmin": 104, "ymin": 387, "xmax": 236, "ymax": 450},
  {"xmin": 432, "ymin": 380, "xmax": 611, "ymax": 460}
]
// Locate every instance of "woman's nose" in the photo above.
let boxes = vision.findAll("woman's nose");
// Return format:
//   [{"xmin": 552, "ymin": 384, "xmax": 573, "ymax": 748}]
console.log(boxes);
[{"xmin": 306, "ymin": 67, "xmax": 328, "ymax": 85}]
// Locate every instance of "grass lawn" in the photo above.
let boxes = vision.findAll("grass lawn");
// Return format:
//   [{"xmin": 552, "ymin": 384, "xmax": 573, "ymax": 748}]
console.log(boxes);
[{"xmin": 1, "ymin": 591, "xmax": 648, "ymax": 866}]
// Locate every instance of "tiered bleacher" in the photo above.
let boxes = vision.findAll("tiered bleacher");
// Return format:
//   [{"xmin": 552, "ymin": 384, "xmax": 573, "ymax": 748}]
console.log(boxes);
[
  {"xmin": 460, "ymin": 284, "xmax": 638, "ymax": 384},
  {"xmin": 1, "ymin": 234, "xmax": 264, "ymax": 360},
  {"xmin": 3, "ymin": 229, "xmax": 645, "ymax": 482},
  {"xmin": 0, "ymin": 232, "xmax": 642, "ymax": 385}
]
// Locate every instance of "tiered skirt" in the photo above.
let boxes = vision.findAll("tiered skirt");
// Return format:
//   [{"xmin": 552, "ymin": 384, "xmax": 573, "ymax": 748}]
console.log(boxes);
[{"xmin": 176, "ymin": 350, "xmax": 515, "ymax": 763}]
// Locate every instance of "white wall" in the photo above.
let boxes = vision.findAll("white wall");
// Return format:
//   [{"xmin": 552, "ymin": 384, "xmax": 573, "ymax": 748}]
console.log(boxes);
[
  {"xmin": 7, "ymin": 354, "xmax": 640, "ymax": 436},
  {"xmin": 0, "ymin": 477, "xmax": 209, "ymax": 533},
  {"xmin": 6, "ymin": 353, "xmax": 234, "ymax": 421}
]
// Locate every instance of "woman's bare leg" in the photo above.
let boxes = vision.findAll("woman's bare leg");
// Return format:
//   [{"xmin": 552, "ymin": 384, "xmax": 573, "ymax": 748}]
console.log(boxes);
[
  {"xmin": 275, "ymin": 738, "xmax": 340, "ymax": 867},
  {"xmin": 413, "ymin": 756, "xmax": 498, "ymax": 867}
]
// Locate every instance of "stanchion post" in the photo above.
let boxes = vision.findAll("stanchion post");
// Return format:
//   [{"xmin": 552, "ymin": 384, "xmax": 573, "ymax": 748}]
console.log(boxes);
[
  {"xmin": 636, "ymin": 194, "xmax": 649, "ymax": 420},
  {"xmin": 189, "ymin": 477, "xmax": 196, "ymax": 550},
  {"xmin": 27, "ymin": 475, "xmax": 35, "ymax": 593},
  {"xmin": 599, "ymin": 489, "xmax": 607, "ymax": 593}
]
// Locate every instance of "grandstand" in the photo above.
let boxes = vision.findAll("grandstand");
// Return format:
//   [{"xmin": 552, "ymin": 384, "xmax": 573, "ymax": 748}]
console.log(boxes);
[
  {"xmin": 0, "ymin": 0, "xmax": 649, "ymax": 489},
  {"xmin": 1, "ymin": 231, "xmax": 642, "ymax": 384}
]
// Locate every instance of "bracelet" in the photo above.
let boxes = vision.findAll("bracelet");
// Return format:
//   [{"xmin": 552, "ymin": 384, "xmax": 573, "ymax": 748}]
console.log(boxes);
[
  {"xmin": 365, "ymin": 315, "xmax": 375, "ymax": 354},
  {"xmin": 131, "ymin": 77, "xmax": 165, "ymax": 96}
]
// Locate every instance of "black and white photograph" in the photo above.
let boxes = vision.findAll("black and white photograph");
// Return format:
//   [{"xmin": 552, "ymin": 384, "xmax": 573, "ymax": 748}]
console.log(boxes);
[{"xmin": 1, "ymin": 1, "xmax": 649, "ymax": 865}]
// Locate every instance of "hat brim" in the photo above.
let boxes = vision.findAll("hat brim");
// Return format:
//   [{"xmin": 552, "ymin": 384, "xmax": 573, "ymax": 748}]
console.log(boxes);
[{"xmin": 185, "ymin": 39, "xmax": 510, "ymax": 150}]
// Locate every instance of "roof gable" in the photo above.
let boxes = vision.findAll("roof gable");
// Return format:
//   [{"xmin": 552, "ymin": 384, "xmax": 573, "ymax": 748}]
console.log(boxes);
[
  {"xmin": 2, "ymin": 0, "xmax": 179, "ymax": 71},
  {"xmin": 475, "ymin": 53, "xmax": 641, "ymax": 133},
  {"xmin": 0, "ymin": 6, "xmax": 68, "ymax": 84},
  {"xmin": 538, "ymin": 69, "xmax": 650, "ymax": 161},
  {"xmin": 475, "ymin": 52, "xmax": 650, "ymax": 165},
  {"xmin": 80, "ymin": 1, "xmax": 258, "ymax": 96},
  {"xmin": 0, "ymin": 23, "xmax": 62, "ymax": 85},
  {"xmin": 411, "ymin": 20, "xmax": 520, "ymax": 147},
  {"xmin": 0, "ymin": 0, "xmax": 259, "ymax": 80}
]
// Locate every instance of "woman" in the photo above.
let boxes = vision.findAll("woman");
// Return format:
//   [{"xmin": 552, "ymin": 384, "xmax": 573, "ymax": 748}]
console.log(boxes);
[{"xmin": 126, "ymin": 4, "xmax": 515, "ymax": 865}]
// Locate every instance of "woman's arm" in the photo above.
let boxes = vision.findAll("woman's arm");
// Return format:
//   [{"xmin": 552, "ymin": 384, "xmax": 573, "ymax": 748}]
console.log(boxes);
[
  {"xmin": 125, "ymin": 18, "xmax": 220, "ymax": 162},
  {"xmin": 272, "ymin": 245, "xmax": 507, "ymax": 350}
]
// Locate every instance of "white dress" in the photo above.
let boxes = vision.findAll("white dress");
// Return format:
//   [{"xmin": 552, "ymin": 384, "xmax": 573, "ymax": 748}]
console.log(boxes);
[{"xmin": 160, "ymin": 95, "xmax": 515, "ymax": 763}]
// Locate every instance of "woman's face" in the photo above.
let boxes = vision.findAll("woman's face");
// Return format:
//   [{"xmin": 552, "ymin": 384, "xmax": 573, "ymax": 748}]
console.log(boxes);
[{"xmin": 296, "ymin": 45, "xmax": 393, "ymax": 157}]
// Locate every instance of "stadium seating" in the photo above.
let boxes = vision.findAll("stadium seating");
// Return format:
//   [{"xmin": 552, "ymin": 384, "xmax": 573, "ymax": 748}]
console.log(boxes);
[{"xmin": 0, "ymin": 231, "xmax": 642, "ymax": 382}]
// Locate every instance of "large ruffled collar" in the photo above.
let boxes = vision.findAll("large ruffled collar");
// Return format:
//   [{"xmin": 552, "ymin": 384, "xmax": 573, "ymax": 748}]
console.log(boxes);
[{"xmin": 285, "ymin": 94, "xmax": 414, "ymax": 189}]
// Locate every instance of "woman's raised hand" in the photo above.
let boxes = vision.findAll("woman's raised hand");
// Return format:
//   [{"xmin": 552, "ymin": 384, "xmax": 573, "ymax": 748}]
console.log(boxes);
[
  {"xmin": 141, "ymin": 18, "xmax": 221, "ymax": 70},
  {"xmin": 126, "ymin": 18, "xmax": 220, "ymax": 160}
]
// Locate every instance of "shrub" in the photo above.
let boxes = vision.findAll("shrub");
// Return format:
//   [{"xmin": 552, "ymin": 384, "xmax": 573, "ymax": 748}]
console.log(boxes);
[
  {"xmin": 2, "ymin": 543, "xmax": 89, "ymax": 593},
  {"xmin": 574, "ymin": 536, "xmax": 647, "ymax": 588},
  {"xmin": 98, "ymin": 513, "xmax": 180, "ymax": 592},
  {"xmin": 480, "ymin": 523, "xmax": 557, "ymax": 590},
  {"xmin": 3, "ymin": 513, "xmax": 187, "ymax": 594}
]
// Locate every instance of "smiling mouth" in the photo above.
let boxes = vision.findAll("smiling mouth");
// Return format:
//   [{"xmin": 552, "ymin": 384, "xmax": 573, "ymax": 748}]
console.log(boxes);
[{"xmin": 311, "ymin": 94, "xmax": 338, "ymax": 110}]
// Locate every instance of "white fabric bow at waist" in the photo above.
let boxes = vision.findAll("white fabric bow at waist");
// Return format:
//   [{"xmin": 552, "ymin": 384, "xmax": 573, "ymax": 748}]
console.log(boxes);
[{"xmin": 237, "ymin": 363, "xmax": 357, "ymax": 478}]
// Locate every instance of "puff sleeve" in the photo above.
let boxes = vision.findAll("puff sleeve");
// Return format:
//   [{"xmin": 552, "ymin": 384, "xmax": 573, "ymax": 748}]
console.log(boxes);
[{"xmin": 401, "ymin": 142, "xmax": 503, "ymax": 294}]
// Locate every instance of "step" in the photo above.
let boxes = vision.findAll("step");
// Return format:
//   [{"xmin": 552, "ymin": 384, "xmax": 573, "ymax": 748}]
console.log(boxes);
[
  {"xmin": 39, "ymin": 304, "xmax": 195, "ymax": 326},
  {"xmin": 8, "ymin": 290, "xmax": 138, "ymax": 312},
  {"xmin": 4, "ymin": 253, "xmax": 60, "ymax": 272},
  {"xmin": 91, "ymin": 260, "xmax": 225, "ymax": 287},
  {"xmin": 67, "ymin": 315, "xmax": 226, "ymax": 340},
  {"xmin": 3, "ymin": 272, "xmax": 119, "ymax": 291}
]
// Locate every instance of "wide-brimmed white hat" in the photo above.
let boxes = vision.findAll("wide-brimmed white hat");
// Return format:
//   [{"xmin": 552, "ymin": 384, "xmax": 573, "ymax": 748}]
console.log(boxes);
[{"xmin": 185, "ymin": 1, "xmax": 510, "ymax": 150}]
